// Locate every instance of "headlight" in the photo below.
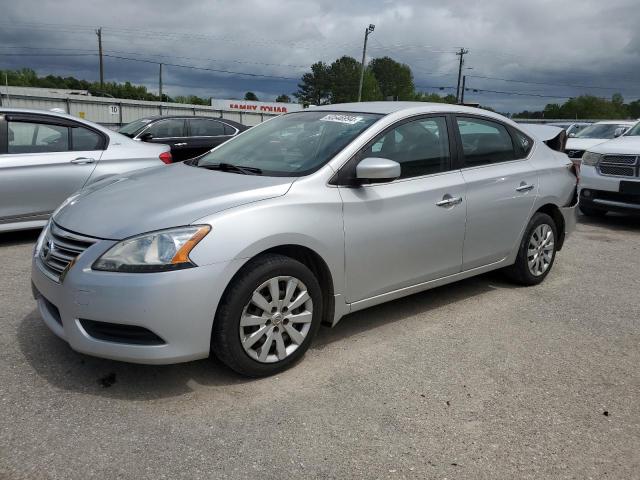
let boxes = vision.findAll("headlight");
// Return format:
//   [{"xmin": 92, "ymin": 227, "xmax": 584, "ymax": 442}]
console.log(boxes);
[
  {"xmin": 581, "ymin": 152, "xmax": 603, "ymax": 166},
  {"xmin": 92, "ymin": 225, "xmax": 210, "ymax": 273},
  {"xmin": 34, "ymin": 220, "xmax": 51, "ymax": 257}
]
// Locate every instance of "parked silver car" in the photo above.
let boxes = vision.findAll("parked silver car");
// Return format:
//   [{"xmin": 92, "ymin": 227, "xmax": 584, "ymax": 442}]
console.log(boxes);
[
  {"xmin": 31, "ymin": 102, "xmax": 578, "ymax": 376},
  {"xmin": 0, "ymin": 108, "xmax": 172, "ymax": 232}
]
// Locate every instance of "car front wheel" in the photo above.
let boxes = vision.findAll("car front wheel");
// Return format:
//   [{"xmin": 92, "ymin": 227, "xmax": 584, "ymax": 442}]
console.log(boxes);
[
  {"xmin": 212, "ymin": 254, "xmax": 322, "ymax": 377},
  {"xmin": 505, "ymin": 212, "xmax": 558, "ymax": 286}
]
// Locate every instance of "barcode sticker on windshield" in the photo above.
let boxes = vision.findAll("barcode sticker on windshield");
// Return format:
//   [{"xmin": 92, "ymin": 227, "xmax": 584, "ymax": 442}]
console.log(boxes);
[{"xmin": 319, "ymin": 114, "xmax": 363, "ymax": 125}]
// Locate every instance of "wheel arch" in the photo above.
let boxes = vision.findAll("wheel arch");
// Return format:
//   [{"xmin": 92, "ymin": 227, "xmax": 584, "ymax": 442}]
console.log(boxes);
[
  {"xmin": 216, "ymin": 244, "xmax": 336, "ymax": 328},
  {"xmin": 534, "ymin": 203, "xmax": 566, "ymax": 250}
]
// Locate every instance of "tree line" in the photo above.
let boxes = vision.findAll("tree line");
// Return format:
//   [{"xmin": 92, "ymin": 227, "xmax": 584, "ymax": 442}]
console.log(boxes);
[
  {"xmin": 293, "ymin": 55, "xmax": 456, "ymax": 105},
  {"xmin": 513, "ymin": 93, "xmax": 640, "ymax": 120}
]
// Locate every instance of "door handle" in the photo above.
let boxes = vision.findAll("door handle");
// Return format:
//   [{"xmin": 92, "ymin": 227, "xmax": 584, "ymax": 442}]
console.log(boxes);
[
  {"xmin": 174, "ymin": 142, "xmax": 188, "ymax": 147},
  {"xmin": 515, "ymin": 183, "xmax": 535, "ymax": 192},
  {"xmin": 70, "ymin": 157, "xmax": 95, "ymax": 165},
  {"xmin": 436, "ymin": 195, "xmax": 463, "ymax": 207}
]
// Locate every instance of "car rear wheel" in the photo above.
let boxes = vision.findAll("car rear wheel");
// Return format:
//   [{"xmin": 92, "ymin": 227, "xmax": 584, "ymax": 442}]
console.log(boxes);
[
  {"xmin": 211, "ymin": 254, "xmax": 322, "ymax": 377},
  {"xmin": 505, "ymin": 212, "xmax": 558, "ymax": 286},
  {"xmin": 579, "ymin": 204, "xmax": 607, "ymax": 217}
]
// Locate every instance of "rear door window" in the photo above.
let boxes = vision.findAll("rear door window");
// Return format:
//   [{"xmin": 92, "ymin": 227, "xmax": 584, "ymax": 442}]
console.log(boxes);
[
  {"xmin": 71, "ymin": 126, "xmax": 104, "ymax": 151},
  {"xmin": 145, "ymin": 119, "xmax": 185, "ymax": 138},
  {"xmin": 188, "ymin": 119, "xmax": 225, "ymax": 137},
  {"xmin": 456, "ymin": 117, "xmax": 516, "ymax": 167}
]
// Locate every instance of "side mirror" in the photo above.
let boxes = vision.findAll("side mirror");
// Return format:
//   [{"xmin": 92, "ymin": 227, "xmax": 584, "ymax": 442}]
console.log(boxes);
[
  {"xmin": 140, "ymin": 132, "xmax": 154, "ymax": 142},
  {"xmin": 614, "ymin": 127, "xmax": 625, "ymax": 138},
  {"xmin": 568, "ymin": 133, "xmax": 576, "ymax": 138},
  {"xmin": 356, "ymin": 157, "xmax": 401, "ymax": 183}
]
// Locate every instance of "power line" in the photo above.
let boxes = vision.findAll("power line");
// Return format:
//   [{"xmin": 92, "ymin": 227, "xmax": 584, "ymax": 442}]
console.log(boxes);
[
  {"xmin": 101, "ymin": 54, "xmax": 299, "ymax": 81},
  {"xmin": 467, "ymin": 75, "xmax": 629, "ymax": 91}
]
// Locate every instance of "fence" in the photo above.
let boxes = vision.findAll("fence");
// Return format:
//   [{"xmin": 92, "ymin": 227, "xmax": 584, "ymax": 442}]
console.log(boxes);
[{"xmin": 0, "ymin": 88, "xmax": 278, "ymax": 129}]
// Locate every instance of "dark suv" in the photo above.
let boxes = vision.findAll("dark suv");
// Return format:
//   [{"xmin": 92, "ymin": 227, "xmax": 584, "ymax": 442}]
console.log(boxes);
[{"xmin": 118, "ymin": 116, "xmax": 248, "ymax": 162}]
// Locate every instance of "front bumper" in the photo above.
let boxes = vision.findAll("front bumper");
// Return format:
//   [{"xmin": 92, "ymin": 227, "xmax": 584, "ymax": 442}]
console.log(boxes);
[
  {"xmin": 579, "ymin": 165, "xmax": 640, "ymax": 213},
  {"xmin": 31, "ymin": 239, "xmax": 245, "ymax": 364}
]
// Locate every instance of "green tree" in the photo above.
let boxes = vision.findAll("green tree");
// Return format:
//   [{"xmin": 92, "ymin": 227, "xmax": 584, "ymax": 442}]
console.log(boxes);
[
  {"xmin": 275, "ymin": 94, "xmax": 291, "ymax": 103},
  {"xmin": 327, "ymin": 56, "xmax": 361, "ymax": 103},
  {"xmin": 294, "ymin": 61, "xmax": 331, "ymax": 106},
  {"xmin": 369, "ymin": 57, "xmax": 415, "ymax": 100},
  {"xmin": 244, "ymin": 91, "xmax": 259, "ymax": 101},
  {"xmin": 414, "ymin": 91, "xmax": 457, "ymax": 104}
]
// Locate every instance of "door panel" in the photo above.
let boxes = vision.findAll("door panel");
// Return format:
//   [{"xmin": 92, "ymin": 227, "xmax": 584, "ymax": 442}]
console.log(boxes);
[
  {"xmin": 340, "ymin": 171, "xmax": 466, "ymax": 303},
  {"xmin": 0, "ymin": 151, "xmax": 99, "ymax": 220},
  {"xmin": 460, "ymin": 162, "xmax": 537, "ymax": 269}
]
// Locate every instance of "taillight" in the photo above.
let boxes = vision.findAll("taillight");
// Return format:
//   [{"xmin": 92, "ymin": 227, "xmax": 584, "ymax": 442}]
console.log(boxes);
[{"xmin": 159, "ymin": 152, "xmax": 172, "ymax": 164}]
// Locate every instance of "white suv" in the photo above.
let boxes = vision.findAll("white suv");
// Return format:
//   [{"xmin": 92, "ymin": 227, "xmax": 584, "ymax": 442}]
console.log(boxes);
[
  {"xmin": 565, "ymin": 120, "xmax": 635, "ymax": 165},
  {"xmin": 579, "ymin": 121, "xmax": 640, "ymax": 216}
]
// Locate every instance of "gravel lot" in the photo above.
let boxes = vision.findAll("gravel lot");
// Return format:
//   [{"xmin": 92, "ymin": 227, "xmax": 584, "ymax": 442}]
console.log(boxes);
[{"xmin": 1, "ymin": 215, "xmax": 639, "ymax": 479}]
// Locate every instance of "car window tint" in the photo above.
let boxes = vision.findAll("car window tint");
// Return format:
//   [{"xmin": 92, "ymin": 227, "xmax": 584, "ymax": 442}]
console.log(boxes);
[
  {"xmin": 189, "ymin": 119, "xmax": 225, "ymax": 136},
  {"xmin": 457, "ymin": 117, "xmax": 516, "ymax": 167},
  {"xmin": 363, "ymin": 117, "xmax": 450, "ymax": 178},
  {"xmin": 71, "ymin": 127, "xmax": 103, "ymax": 151},
  {"xmin": 7, "ymin": 121, "xmax": 69, "ymax": 154},
  {"xmin": 146, "ymin": 119, "xmax": 185, "ymax": 138}
]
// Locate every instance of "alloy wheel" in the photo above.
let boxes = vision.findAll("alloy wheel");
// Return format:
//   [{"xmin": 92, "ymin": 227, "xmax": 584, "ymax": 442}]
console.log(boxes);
[
  {"xmin": 527, "ymin": 223, "xmax": 555, "ymax": 276},
  {"xmin": 239, "ymin": 276, "xmax": 313, "ymax": 363}
]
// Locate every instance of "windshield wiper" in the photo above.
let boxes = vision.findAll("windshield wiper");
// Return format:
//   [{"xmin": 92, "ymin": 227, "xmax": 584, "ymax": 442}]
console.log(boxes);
[{"xmin": 198, "ymin": 162, "xmax": 262, "ymax": 175}]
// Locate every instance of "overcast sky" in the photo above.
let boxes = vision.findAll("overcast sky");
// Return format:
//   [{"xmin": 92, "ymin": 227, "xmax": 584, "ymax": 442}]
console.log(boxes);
[{"xmin": 0, "ymin": 0, "xmax": 639, "ymax": 112}]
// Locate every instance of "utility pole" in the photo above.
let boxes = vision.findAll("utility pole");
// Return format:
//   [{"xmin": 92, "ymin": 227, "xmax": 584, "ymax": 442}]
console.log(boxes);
[
  {"xmin": 159, "ymin": 63, "xmax": 163, "ymax": 101},
  {"xmin": 455, "ymin": 47, "xmax": 469, "ymax": 104},
  {"xmin": 357, "ymin": 24, "xmax": 375, "ymax": 102},
  {"xmin": 460, "ymin": 75, "xmax": 466, "ymax": 104},
  {"xmin": 96, "ymin": 27, "xmax": 104, "ymax": 88}
]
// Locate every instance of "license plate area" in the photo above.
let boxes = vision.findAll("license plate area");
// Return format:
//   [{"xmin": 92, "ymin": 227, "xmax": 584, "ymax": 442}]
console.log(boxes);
[{"xmin": 619, "ymin": 181, "xmax": 640, "ymax": 195}]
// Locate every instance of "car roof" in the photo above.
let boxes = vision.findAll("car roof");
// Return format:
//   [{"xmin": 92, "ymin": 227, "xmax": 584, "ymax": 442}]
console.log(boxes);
[
  {"xmin": 0, "ymin": 107, "xmax": 117, "ymax": 135},
  {"xmin": 308, "ymin": 101, "xmax": 522, "ymax": 127},
  {"xmin": 135, "ymin": 115, "xmax": 245, "ymax": 127}
]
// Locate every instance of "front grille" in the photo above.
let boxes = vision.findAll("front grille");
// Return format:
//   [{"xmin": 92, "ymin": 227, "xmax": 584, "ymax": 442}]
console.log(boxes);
[
  {"xmin": 39, "ymin": 223, "xmax": 96, "ymax": 282},
  {"xmin": 598, "ymin": 155, "xmax": 639, "ymax": 178},
  {"xmin": 79, "ymin": 319, "xmax": 166, "ymax": 345},
  {"xmin": 566, "ymin": 149, "xmax": 584, "ymax": 159},
  {"xmin": 599, "ymin": 165, "xmax": 636, "ymax": 177}
]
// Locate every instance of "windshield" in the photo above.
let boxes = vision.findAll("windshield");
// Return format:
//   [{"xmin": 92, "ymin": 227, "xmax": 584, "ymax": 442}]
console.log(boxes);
[
  {"xmin": 118, "ymin": 118, "xmax": 153, "ymax": 137},
  {"xmin": 195, "ymin": 111, "xmax": 382, "ymax": 176},
  {"xmin": 625, "ymin": 122, "xmax": 640, "ymax": 136},
  {"xmin": 574, "ymin": 123, "xmax": 628, "ymax": 139}
]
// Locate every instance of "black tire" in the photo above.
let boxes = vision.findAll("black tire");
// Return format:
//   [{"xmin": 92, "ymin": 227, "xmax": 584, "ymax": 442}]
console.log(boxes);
[
  {"xmin": 579, "ymin": 204, "xmax": 607, "ymax": 217},
  {"xmin": 504, "ymin": 212, "xmax": 558, "ymax": 286},
  {"xmin": 211, "ymin": 253, "xmax": 323, "ymax": 377}
]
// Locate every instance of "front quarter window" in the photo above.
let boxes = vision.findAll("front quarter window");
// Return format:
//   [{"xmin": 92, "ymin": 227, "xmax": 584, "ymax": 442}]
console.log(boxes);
[{"xmin": 195, "ymin": 111, "xmax": 382, "ymax": 176}]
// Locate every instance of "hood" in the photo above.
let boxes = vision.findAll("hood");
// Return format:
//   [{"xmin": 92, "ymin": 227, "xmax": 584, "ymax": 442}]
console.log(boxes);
[
  {"xmin": 565, "ymin": 137, "xmax": 608, "ymax": 152},
  {"xmin": 587, "ymin": 135, "xmax": 640, "ymax": 155},
  {"xmin": 54, "ymin": 163, "xmax": 294, "ymax": 239}
]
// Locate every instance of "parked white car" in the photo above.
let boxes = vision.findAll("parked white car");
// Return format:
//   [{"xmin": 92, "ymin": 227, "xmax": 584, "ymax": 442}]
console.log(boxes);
[
  {"xmin": 0, "ymin": 108, "xmax": 172, "ymax": 233},
  {"xmin": 579, "ymin": 122, "xmax": 640, "ymax": 216},
  {"xmin": 548, "ymin": 122, "xmax": 591, "ymax": 137},
  {"xmin": 565, "ymin": 120, "xmax": 635, "ymax": 164}
]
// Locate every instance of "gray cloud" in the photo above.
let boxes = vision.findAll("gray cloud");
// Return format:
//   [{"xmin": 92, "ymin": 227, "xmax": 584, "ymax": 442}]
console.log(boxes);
[{"xmin": 1, "ymin": 0, "xmax": 639, "ymax": 112}]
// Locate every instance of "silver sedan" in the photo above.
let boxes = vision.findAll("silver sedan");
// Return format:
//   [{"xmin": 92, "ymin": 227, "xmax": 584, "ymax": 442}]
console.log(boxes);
[
  {"xmin": 31, "ymin": 102, "xmax": 578, "ymax": 376},
  {"xmin": 0, "ymin": 108, "xmax": 171, "ymax": 232}
]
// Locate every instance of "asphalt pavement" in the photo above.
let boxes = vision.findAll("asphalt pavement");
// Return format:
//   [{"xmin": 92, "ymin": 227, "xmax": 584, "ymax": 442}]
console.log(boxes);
[{"xmin": 1, "ymin": 214, "xmax": 639, "ymax": 479}]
